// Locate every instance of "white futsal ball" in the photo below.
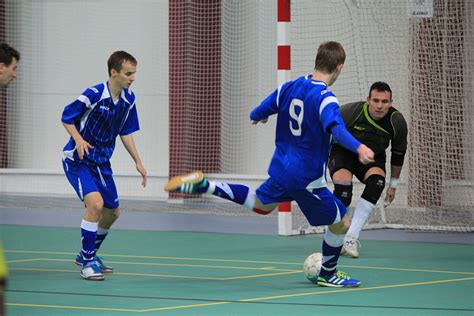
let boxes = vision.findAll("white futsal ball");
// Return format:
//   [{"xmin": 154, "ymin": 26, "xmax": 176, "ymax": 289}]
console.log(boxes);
[{"xmin": 303, "ymin": 252, "xmax": 322, "ymax": 283}]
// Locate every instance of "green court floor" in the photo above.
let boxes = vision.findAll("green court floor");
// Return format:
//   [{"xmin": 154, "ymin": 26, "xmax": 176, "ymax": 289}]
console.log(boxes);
[{"xmin": 2, "ymin": 225, "xmax": 473, "ymax": 315}]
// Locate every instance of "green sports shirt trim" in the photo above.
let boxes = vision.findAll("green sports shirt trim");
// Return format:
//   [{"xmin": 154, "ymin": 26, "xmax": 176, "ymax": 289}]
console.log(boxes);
[{"xmin": 363, "ymin": 103, "xmax": 390, "ymax": 135}]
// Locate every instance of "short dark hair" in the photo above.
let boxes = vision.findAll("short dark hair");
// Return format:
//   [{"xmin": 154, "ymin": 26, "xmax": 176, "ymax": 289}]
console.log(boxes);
[
  {"xmin": 107, "ymin": 51, "xmax": 137, "ymax": 76},
  {"xmin": 314, "ymin": 41, "xmax": 345, "ymax": 74},
  {"xmin": 0, "ymin": 43, "xmax": 20, "ymax": 66},
  {"xmin": 369, "ymin": 81, "xmax": 392, "ymax": 100}
]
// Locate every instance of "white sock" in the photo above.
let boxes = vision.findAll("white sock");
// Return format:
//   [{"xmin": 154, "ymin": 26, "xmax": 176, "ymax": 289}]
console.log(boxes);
[
  {"xmin": 81, "ymin": 219, "xmax": 98, "ymax": 232},
  {"xmin": 243, "ymin": 191, "xmax": 256, "ymax": 211},
  {"xmin": 346, "ymin": 198, "xmax": 375, "ymax": 239}
]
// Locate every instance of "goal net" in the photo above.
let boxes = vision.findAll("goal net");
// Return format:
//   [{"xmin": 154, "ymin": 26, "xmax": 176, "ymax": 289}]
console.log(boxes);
[
  {"xmin": 289, "ymin": 0, "xmax": 473, "ymax": 233},
  {"xmin": 1, "ymin": 0, "xmax": 472, "ymax": 234}
]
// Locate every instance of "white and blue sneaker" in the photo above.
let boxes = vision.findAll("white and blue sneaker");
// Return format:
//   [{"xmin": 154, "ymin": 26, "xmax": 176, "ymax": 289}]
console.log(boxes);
[
  {"xmin": 317, "ymin": 270, "xmax": 361, "ymax": 288},
  {"xmin": 75, "ymin": 254, "xmax": 113, "ymax": 273},
  {"xmin": 164, "ymin": 171, "xmax": 208, "ymax": 194},
  {"xmin": 80, "ymin": 261, "xmax": 105, "ymax": 281}
]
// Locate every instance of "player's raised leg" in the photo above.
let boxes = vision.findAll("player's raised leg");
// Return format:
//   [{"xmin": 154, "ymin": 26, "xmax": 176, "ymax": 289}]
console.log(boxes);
[{"xmin": 164, "ymin": 171, "xmax": 278, "ymax": 214}]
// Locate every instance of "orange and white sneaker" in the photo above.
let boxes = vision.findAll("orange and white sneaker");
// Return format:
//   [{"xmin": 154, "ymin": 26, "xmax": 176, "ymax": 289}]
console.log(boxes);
[{"xmin": 164, "ymin": 171, "xmax": 208, "ymax": 194}]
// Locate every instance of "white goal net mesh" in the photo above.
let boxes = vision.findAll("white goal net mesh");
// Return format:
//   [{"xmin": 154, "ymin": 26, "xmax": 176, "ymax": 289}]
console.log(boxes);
[{"xmin": 290, "ymin": 0, "xmax": 473, "ymax": 233}]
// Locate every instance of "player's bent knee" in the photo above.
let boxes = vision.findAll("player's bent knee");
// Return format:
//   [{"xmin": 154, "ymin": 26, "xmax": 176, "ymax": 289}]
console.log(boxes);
[
  {"xmin": 328, "ymin": 221, "xmax": 348, "ymax": 235},
  {"xmin": 252, "ymin": 200, "xmax": 278, "ymax": 215},
  {"xmin": 333, "ymin": 182, "xmax": 353, "ymax": 207},
  {"xmin": 86, "ymin": 201, "xmax": 104, "ymax": 213},
  {"xmin": 327, "ymin": 214, "xmax": 350, "ymax": 234},
  {"xmin": 361, "ymin": 174, "xmax": 385, "ymax": 204}
]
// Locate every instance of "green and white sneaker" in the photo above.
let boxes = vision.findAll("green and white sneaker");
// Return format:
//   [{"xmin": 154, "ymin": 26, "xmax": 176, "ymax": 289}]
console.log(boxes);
[{"xmin": 164, "ymin": 171, "xmax": 208, "ymax": 194}]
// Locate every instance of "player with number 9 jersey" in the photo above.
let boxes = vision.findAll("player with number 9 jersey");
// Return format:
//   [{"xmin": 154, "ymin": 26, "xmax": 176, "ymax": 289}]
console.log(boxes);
[
  {"xmin": 164, "ymin": 42, "xmax": 374, "ymax": 288},
  {"xmin": 250, "ymin": 75, "xmax": 360, "ymax": 191}
]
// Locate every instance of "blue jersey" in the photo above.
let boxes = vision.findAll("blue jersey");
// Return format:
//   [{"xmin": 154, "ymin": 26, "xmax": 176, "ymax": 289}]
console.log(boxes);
[
  {"xmin": 61, "ymin": 82, "xmax": 139, "ymax": 174},
  {"xmin": 250, "ymin": 75, "xmax": 353, "ymax": 190}
]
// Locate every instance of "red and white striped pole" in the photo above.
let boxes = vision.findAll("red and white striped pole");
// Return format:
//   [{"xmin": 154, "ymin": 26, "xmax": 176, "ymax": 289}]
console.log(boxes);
[{"xmin": 277, "ymin": 0, "xmax": 292, "ymax": 236}]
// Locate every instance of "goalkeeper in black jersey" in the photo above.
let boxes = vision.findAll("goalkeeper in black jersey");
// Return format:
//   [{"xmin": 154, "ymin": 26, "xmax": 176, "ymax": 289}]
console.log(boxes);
[{"xmin": 328, "ymin": 82, "xmax": 408, "ymax": 258}]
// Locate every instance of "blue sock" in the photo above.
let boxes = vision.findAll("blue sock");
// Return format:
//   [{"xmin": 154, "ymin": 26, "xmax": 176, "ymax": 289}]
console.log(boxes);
[
  {"xmin": 95, "ymin": 227, "xmax": 109, "ymax": 253},
  {"xmin": 319, "ymin": 229, "xmax": 344, "ymax": 277},
  {"xmin": 209, "ymin": 181, "xmax": 250, "ymax": 205},
  {"xmin": 80, "ymin": 220, "xmax": 98, "ymax": 265}
]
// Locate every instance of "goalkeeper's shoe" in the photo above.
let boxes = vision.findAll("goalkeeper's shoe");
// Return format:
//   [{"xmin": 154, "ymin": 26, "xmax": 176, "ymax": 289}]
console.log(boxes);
[
  {"xmin": 317, "ymin": 270, "xmax": 361, "ymax": 288},
  {"xmin": 341, "ymin": 236, "xmax": 361, "ymax": 258},
  {"xmin": 75, "ymin": 254, "xmax": 113, "ymax": 273},
  {"xmin": 164, "ymin": 171, "xmax": 208, "ymax": 194},
  {"xmin": 80, "ymin": 261, "xmax": 105, "ymax": 281}
]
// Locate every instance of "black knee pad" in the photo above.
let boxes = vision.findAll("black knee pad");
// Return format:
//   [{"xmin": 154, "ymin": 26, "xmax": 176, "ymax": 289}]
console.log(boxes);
[
  {"xmin": 361, "ymin": 174, "xmax": 386, "ymax": 204},
  {"xmin": 333, "ymin": 183, "xmax": 353, "ymax": 207}
]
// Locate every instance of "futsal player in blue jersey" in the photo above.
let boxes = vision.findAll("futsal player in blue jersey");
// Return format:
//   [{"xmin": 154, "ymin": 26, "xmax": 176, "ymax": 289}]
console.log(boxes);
[
  {"xmin": 61, "ymin": 51, "xmax": 147, "ymax": 281},
  {"xmin": 165, "ymin": 42, "xmax": 374, "ymax": 288}
]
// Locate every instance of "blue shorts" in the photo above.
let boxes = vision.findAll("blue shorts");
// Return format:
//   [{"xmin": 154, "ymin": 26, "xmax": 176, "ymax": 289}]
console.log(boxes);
[
  {"xmin": 62, "ymin": 159, "xmax": 119, "ymax": 209},
  {"xmin": 256, "ymin": 177, "xmax": 346, "ymax": 227}
]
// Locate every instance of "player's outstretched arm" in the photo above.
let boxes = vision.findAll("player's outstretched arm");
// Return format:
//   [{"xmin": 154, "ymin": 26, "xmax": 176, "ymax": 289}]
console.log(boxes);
[
  {"xmin": 251, "ymin": 117, "xmax": 268, "ymax": 125},
  {"xmin": 120, "ymin": 134, "xmax": 147, "ymax": 187},
  {"xmin": 249, "ymin": 88, "xmax": 279, "ymax": 125}
]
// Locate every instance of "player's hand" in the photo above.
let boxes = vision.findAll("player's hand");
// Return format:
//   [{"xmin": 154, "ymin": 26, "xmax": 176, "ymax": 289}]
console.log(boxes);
[
  {"xmin": 75, "ymin": 138, "xmax": 94, "ymax": 160},
  {"xmin": 384, "ymin": 187, "xmax": 396, "ymax": 207},
  {"xmin": 136, "ymin": 161, "xmax": 147, "ymax": 187},
  {"xmin": 251, "ymin": 117, "xmax": 268, "ymax": 125},
  {"xmin": 356, "ymin": 144, "xmax": 374, "ymax": 164}
]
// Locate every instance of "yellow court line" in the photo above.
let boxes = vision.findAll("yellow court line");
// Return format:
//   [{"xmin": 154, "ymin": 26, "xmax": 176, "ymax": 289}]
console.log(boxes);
[
  {"xmin": 220, "ymin": 270, "xmax": 301, "ymax": 280},
  {"xmin": 341, "ymin": 264, "xmax": 474, "ymax": 275},
  {"xmin": 7, "ymin": 303, "xmax": 141, "ymax": 313},
  {"xmin": 133, "ymin": 276, "xmax": 474, "ymax": 313},
  {"xmin": 139, "ymin": 301, "xmax": 230, "ymax": 313},
  {"xmin": 9, "ymin": 267, "xmax": 223, "ymax": 280},
  {"xmin": 30, "ymin": 258, "xmax": 297, "ymax": 272},
  {"xmin": 240, "ymin": 276, "xmax": 474, "ymax": 302},
  {"xmin": 5, "ymin": 250, "xmax": 300, "ymax": 265},
  {"xmin": 8, "ymin": 267, "xmax": 299, "ymax": 281},
  {"xmin": 5, "ymin": 249, "xmax": 474, "ymax": 275},
  {"xmin": 7, "ymin": 277, "xmax": 474, "ymax": 313},
  {"xmin": 6, "ymin": 258, "xmax": 44, "ymax": 263}
]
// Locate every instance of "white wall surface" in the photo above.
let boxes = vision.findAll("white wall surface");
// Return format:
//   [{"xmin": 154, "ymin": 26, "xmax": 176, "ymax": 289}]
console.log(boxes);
[{"xmin": 6, "ymin": 0, "xmax": 169, "ymax": 175}]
